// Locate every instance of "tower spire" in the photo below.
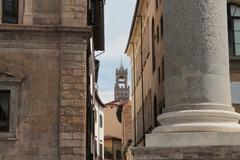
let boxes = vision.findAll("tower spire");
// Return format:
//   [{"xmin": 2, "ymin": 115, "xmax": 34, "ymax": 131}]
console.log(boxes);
[{"xmin": 120, "ymin": 58, "xmax": 123, "ymax": 68}]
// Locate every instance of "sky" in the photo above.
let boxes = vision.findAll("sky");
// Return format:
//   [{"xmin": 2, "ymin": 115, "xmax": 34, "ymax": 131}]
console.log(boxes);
[{"xmin": 97, "ymin": 0, "xmax": 136, "ymax": 103}]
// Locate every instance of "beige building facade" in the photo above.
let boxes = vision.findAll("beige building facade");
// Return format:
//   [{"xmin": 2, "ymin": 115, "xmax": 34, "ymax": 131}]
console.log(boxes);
[
  {"xmin": 126, "ymin": 0, "xmax": 240, "ymax": 158},
  {"xmin": 125, "ymin": 0, "xmax": 165, "ymax": 146},
  {"xmin": 0, "ymin": 0, "xmax": 105, "ymax": 160},
  {"xmin": 103, "ymin": 104, "xmax": 122, "ymax": 160}
]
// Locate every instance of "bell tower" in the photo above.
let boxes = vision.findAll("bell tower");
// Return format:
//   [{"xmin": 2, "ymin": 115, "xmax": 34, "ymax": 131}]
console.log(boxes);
[{"xmin": 114, "ymin": 62, "xmax": 129, "ymax": 101}]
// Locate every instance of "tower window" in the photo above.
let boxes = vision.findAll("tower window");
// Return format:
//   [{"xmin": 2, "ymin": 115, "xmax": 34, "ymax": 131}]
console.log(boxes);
[
  {"xmin": 228, "ymin": 4, "xmax": 240, "ymax": 56},
  {"xmin": 0, "ymin": 90, "xmax": 10, "ymax": 132},
  {"xmin": 2, "ymin": 0, "xmax": 18, "ymax": 24}
]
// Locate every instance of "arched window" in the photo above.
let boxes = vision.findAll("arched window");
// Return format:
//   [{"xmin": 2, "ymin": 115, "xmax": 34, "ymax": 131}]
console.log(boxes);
[
  {"xmin": 2, "ymin": 0, "xmax": 18, "ymax": 24},
  {"xmin": 152, "ymin": 18, "xmax": 156, "ymax": 72},
  {"xmin": 228, "ymin": 4, "xmax": 240, "ymax": 56}
]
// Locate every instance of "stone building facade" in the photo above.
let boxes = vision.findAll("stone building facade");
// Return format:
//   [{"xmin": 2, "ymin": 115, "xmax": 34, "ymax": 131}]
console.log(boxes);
[
  {"xmin": 0, "ymin": 0, "xmax": 105, "ymax": 160},
  {"xmin": 126, "ymin": 0, "xmax": 240, "ymax": 159},
  {"xmin": 125, "ymin": 0, "xmax": 240, "ymax": 149}
]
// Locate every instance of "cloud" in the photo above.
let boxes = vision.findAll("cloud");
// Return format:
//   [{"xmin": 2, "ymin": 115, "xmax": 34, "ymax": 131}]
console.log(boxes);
[{"xmin": 98, "ymin": 90, "xmax": 114, "ymax": 104}]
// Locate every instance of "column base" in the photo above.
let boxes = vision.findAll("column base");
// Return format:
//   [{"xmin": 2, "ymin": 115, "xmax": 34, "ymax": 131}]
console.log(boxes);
[
  {"xmin": 131, "ymin": 145, "xmax": 240, "ymax": 160},
  {"xmin": 146, "ymin": 132, "xmax": 240, "ymax": 147},
  {"xmin": 155, "ymin": 110, "xmax": 240, "ymax": 133}
]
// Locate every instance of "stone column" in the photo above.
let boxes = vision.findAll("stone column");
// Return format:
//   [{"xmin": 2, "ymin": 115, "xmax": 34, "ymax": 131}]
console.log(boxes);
[
  {"xmin": 23, "ymin": 0, "xmax": 33, "ymax": 25},
  {"xmin": 146, "ymin": 0, "xmax": 240, "ymax": 147}
]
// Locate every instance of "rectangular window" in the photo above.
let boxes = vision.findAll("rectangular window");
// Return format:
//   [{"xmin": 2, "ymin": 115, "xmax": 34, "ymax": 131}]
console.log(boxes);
[
  {"xmin": 2, "ymin": 0, "xmax": 18, "ymax": 24},
  {"xmin": 162, "ymin": 57, "xmax": 165, "ymax": 82},
  {"xmin": 0, "ymin": 90, "xmax": 10, "ymax": 132},
  {"xmin": 161, "ymin": 16, "xmax": 163, "ymax": 40},
  {"xmin": 156, "ymin": 0, "xmax": 158, "ymax": 10},
  {"xmin": 157, "ymin": 26, "xmax": 160, "ymax": 43},
  {"xmin": 116, "ymin": 150, "xmax": 121, "ymax": 159},
  {"xmin": 99, "ymin": 114, "xmax": 103, "ymax": 128},
  {"xmin": 234, "ymin": 19, "xmax": 240, "ymax": 55},
  {"xmin": 99, "ymin": 143, "xmax": 103, "ymax": 159},
  {"xmin": 94, "ymin": 140, "xmax": 97, "ymax": 158},
  {"xmin": 158, "ymin": 67, "xmax": 161, "ymax": 84}
]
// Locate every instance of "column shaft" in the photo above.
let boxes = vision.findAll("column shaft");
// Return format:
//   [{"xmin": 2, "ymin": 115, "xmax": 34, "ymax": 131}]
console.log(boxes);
[{"xmin": 153, "ymin": 0, "xmax": 240, "ymax": 133}]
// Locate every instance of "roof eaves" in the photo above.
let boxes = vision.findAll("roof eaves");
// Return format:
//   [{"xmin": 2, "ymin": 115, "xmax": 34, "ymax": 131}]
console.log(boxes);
[{"xmin": 124, "ymin": 0, "xmax": 141, "ymax": 54}]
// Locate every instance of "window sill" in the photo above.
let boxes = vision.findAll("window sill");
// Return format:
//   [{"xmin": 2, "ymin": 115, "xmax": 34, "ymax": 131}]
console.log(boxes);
[
  {"xmin": 0, "ymin": 132, "xmax": 17, "ymax": 141},
  {"xmin": 230, "ymin": 55, "xmax": 240, "ymax": 60}
]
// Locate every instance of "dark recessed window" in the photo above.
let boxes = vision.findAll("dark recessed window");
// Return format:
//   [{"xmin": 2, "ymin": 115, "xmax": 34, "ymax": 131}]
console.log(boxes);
[
  {"xmin": 156, "ymin": 0, "xmax": 158, "ymax": 10},
  {"xmin": 99, "ymin": 143, "xmax": 103, "ymax": 159},
  {"xmin": 152, "ymin": 18, "xmax": 156, "ymax": 73},
  {"xmin": 99, "ymin": 114, "xmax": 103, "ymax": 128},
  {"xmin": 158, "ymin": 67, "xmax": 161, "ymax": 84},
  {"xmin": 2, "ymin": 0, "xmax": 18, "ymax": 24},
  {"xmin": 157, "ymin": 25, "xmax": 160, "ymax": 43},
  {"xmin": 227, "ymin": 4, "xmax": 240, "ymax": 56},
  {"xmin": 153, "ymin": 96, "xmax": 158, "ymax": 127},
  {"xmin": 0, "ymin": 90, "xmax": 10, "ymax": 132},
  {"xmin": 162, "ymin": 56, "xmax": 165, "ymax": 82},
  {"xmin": 116, "ymin": 150, "xmax": 121, "ymax": 159},
  {"xmin": 161, "ymin": 16, "xmax": 164, "ymax": 40}
]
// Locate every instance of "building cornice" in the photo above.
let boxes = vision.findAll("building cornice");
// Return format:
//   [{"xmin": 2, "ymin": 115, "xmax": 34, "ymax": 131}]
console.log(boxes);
[{"xmin": 0, "ymin": 24, "xmax": 92, "ymax": 34}]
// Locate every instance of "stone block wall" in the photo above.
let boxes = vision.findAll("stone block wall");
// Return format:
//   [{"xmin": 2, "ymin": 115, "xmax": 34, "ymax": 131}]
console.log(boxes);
[
  {"xmin": 59, "ymin": 33, "xmax": 88, "ymax": 160},
  {"xmin": 61, "ymin": 0, "xmax": 88, "ymax": 27},
  {"xmin": 0, "ymin": 0, "xmax": 88, "ymax": 25},
  {"xmin": 132, "ymin": 146, "xmax": 240, "ymax": 160},
  {"xmin": 33, "ymin": 0, "xmax": 61, "ymax": 25}
]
